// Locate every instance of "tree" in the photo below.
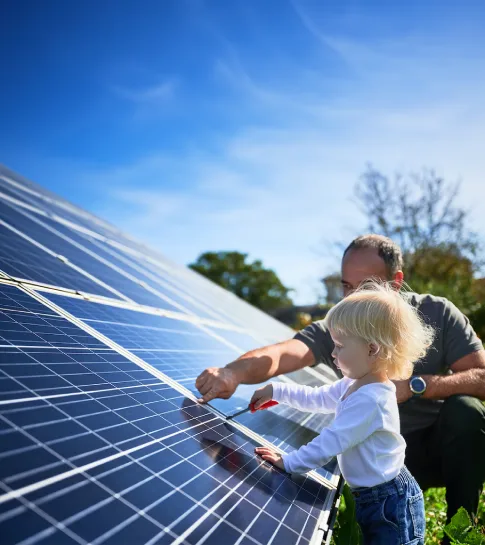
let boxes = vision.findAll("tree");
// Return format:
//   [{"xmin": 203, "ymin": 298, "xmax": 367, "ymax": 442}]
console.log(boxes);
[
  {"xmin": 354, "ymin": 165, "xmax": 485, "ymax": 338},
  {"xmin": 355, "ymin": 165, "xmax": 482, "ymax": 264},
  {"xmin": 188, "ymin": 251, "xmax": 293, "ymax": 313}
]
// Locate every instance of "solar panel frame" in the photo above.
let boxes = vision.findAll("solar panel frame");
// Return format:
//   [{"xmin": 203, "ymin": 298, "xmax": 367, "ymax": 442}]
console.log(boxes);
[
  {"xmin": 0, "ymin": 180, "xmax": 294, "ymax": 341},
  {"xmin": 34, "ymin": 288, "xmax": 340, "ymax": 488},
  {"xmin": 0, "ymin": 285, "xmax": 336, "ymax": 544},
  {"xmin": 0, "ymin": 164, "xmax": 342, "ymax": 544}
]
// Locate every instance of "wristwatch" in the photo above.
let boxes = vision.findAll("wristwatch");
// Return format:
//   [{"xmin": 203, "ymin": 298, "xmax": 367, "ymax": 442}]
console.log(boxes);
[{"xmin": 409, "ymin": 376, "xmax": 427, "ymax": 397}]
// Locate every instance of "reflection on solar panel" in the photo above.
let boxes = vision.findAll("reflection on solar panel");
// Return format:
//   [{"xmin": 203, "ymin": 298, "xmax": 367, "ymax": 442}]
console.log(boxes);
[{"xmin": 0, "ymin": 164, "xmax": 340, "ymax": 545}]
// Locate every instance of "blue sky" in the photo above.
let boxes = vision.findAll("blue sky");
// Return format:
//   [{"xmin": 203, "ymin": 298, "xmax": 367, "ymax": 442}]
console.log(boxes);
[{"xmin": 1, "ymin": 0, "xmax": 485, "ymax": 303}]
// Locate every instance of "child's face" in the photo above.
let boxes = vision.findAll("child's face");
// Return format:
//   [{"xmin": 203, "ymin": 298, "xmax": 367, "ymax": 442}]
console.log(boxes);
[{"xmin": 330, "ymin": 330, "xmax": 376, "ymax": 379}]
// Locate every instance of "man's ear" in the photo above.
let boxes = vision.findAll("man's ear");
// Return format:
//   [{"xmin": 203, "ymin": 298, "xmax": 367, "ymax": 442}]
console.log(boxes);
[{"xmin": 393, "ymin": 271, "xmax": 404, "ymax": 290}]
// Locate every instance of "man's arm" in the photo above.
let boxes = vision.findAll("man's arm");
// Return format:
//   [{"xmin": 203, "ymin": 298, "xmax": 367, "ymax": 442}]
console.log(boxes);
[
  {"xmin": 395, "ymin": 298, "xmax": 485, "ymax": 403},
  {"xmin": 195, "ymin": 338, "xmax": 315, "ymax": 403},
  {"xmin": 395, "ymin": 350, "xmax": 485, "ymax": 403},
  {"xmin": 422, "ymin": 350, "xmax": 485, "ymax": 400}
]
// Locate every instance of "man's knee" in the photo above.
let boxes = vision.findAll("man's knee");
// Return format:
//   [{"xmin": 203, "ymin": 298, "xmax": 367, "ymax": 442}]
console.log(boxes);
[{"xmin": 439, "ymin": 395, "xmax": 485, "ymax": 436}]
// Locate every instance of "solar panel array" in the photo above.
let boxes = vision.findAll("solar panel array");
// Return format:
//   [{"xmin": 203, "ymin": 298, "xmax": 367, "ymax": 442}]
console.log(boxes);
[{"xmin": 0, "ymin": 164, "xmax": 340, "ymax": 545}]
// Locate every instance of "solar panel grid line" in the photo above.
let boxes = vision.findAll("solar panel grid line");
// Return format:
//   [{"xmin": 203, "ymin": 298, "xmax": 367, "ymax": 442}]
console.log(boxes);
[
  {"xmin": 0, "ymin": 175, "xmax": 53, "ymax": 206},
  {"xmin": 4, "ymin": 495, "xmax": 87, "ymax": 545},
  {"xmin": 0, "ymin": 382, "xmax": 165, "ymax": 407},
  {"xmin": 0, "ymin": 407, "xmax": 220, "ymax": 506},
  {"xmin": 0, "ymin": 200, "xmax": 189, "ymax": 310},
  {"xmin": 0, "ymin": 218, "xmax": 133, "ymax": 304},
  {"xmin": 35, "ymin": 290, "xmax": 331, "ymax": 441},
  {"xmin": 304, "ymin": 365, "xmax": 338, "ymax": 383},
  {"xmin": 18, "ymin": 285, "xmax": 234, "ymax": 399},
  {"xmin": 101, "ymin": 244, "xmax": 272, "ymax": 336},
  {"xmin": 27, "ymin": 289, "xmax": 338, "ymax": 466},
  {"xmin": 15, "ymin": 288, "xmax": 264, "ymax": 441},
  {"xmin": 0, "ymin": 171, "xmax": 61, "ymax": 202},
  {"xmin": 0, "ymin": 350, "xmax": 332, "ymax": 540},
  {"xmin": 90, "ymin": 240, "xmax": 290, "ymax": 338},
  {"xmin": 0, "ymin": 348, "xmax": 195, "ymax": 458},
  {"xmin": 1, "ymin": 397, "xmax": 330, "ymax": 545},
  {"xmin": 155, "ymin": 457, "xmax": 277, "ymax": 545},
  {"xmin": 0, "ymin": 412, "xmax": 264, "ymax": 544},
  {"xmin": 17, "ymin": 285, "xmax": 336, "ymax": 491},
  {"xmin": 31, "ymin": 280, "xmax": 276, "ymax": 362},
  {"xmin": 0, "ymin": 185, "xmax": 119, "ymax": 254},
  {"xmin": 0, "ymin": 188, "xmax": 52, "ymax": 222},
  {"xmin": 78, "ymin": 236, "xmax": 233, "ymax": 326},
  {"xmin": 0, "ymin": 167, "xmax": 341, "ymax": 544},
  {"xmin": 0, "ymin": 168, "xmax": 115, "ymax": 233},
  {"xmin": 8, "ymin": 204, "xmax": 217, "ymax": 321},
  {"xmin": 0, "ymin": 225, "xmax": 113, "ymax": 299},
  {"xmin": 0, "ymin": 413, "xmax": 216, "ymax": 545},
  {"xmin": 169, "ymin": 460, "xmax": 294, "ymax": 545},
  {"xmin": 4, "ymin": 388, "xmax": 190, "ymax": 476},
  {"xmin": 269, "ymin": 412, "xmax": 316, "ymax": 452},
  {"xmin": 180, "ymin": 456, "xmax": 321, "ymax": 545},
  {"xmin": 86, "ymin": 238, "xmax": 242, "ymax": 323},
  {"xmin": 154, "ymin": 437, "xmax": 328, "ymax": 545},
  {"xmin": 21, "ymin": 282, "xmax": 261, "ymax": 338},
  {"xmin": 0, "ymin": 344, "xmax": 114, "ymax": 350}
]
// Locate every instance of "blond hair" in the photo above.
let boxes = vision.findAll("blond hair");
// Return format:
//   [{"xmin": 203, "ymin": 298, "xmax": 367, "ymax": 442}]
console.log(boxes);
[{"xmin": 324, "ymin": 282, "xmax": 434, "ymax": 380}]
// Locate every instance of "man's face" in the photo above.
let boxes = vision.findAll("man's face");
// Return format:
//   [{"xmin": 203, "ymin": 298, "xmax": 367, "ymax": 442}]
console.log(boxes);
[{"xmin": 341, "ymin": 248, "xmax": 391, "ymax": 297}]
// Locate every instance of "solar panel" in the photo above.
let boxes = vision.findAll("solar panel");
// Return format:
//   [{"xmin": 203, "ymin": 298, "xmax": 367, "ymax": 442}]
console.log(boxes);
[{"xmin": 0, "ymin": 164, "xmax": 341, "ymax": 544}]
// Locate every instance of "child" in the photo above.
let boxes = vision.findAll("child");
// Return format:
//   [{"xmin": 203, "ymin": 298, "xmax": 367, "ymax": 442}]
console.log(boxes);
[{"xmin": 252, "ymin": 282, "xmax": 434, "ymax": 545}]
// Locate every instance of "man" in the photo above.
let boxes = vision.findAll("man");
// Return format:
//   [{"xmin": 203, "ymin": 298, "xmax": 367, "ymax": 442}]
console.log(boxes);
[{"xmin": 195, "ymin": 234, "xmax": 485, "ymax": 529}]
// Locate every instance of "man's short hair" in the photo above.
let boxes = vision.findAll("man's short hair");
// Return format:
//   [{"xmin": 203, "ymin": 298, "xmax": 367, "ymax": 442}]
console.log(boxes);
[{"xmin": 343, "ymin": 234, "xmax": 404, "ymax": 278}]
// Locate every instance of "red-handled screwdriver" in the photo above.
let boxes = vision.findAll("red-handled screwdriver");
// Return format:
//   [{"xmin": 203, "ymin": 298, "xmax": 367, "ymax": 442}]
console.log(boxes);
[{"xmin": 227, "ymin": 399, "xmax": 279, "ymax": 420}]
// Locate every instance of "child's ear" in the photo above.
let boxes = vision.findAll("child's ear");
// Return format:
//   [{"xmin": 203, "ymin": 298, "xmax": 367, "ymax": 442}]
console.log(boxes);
[{"xmin": 368, "ymin": 343, "xmax": 380, "ymax": 356}]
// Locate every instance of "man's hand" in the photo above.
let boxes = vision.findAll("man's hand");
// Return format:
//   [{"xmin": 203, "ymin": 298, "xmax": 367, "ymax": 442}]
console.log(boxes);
[
  {"xmin": 250, "ymin": 384, "xmax": 274, "ymax": 410},
  {"xmin": 255, "ymin": 446, "xmax": 285, "ymax": 470},
  {"xmin": 393, "ymin": 379, "xmax": 412, "ymax": 403},
  {"xmin": 195, "ymin": 367, "xmax": 239, "ymax": 403}
]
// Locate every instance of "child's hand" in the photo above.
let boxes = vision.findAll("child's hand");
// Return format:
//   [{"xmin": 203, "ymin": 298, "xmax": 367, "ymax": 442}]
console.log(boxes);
[
  {"xmin": 255, "ymin": 446, "xmax": 285, "ymax": 470},
  {"xmin": 250, "ymin": 384, "xmax": 274, "ymax": 410}
]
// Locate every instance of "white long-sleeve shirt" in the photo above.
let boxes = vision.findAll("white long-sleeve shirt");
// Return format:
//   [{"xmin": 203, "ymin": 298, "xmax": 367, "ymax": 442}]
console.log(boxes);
[{"xmin": 272, "ymin": 377, "xmax": 406, "ymax": 488}]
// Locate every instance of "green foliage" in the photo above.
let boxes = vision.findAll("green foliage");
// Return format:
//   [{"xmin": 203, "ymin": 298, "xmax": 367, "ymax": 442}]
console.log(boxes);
[
  {"xmin": 405, "ymin": 244, "xmax": 475, "ymax": 311},
  {"xmin": 444, "ymin": 508, "xmax": 485, "ymax": 544},
  {"xmin": 188, "ymin": 251, "xmax": 293, "ymax": 313},
  {"xmin": 331, "ymin": 487, "xmax": 485, "ymax": 545},
  {"xmin": 331, "ymin": 485, "xmax": 363, "ymax": 545},
  {"xmin": 423, "ymin": 487, "xmax": 447, "ymax": 543},
  {"xmin": 355, "ymin": 166, "xmax": 485, "ymax": 338}
]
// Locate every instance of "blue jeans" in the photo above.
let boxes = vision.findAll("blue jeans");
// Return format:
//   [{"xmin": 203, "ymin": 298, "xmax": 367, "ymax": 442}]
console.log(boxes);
[{"xmin": 352, "ymin": 466, "xmax": 426, "ymax": 545}]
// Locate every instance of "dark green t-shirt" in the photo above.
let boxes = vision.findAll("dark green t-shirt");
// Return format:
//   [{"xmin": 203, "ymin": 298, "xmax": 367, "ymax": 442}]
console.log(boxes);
[{"xmin": 294, "ymin": 292, "xmax": 484, "ymax": 434}]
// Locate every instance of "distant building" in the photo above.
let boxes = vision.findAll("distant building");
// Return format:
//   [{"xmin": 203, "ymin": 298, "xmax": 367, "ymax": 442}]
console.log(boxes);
[
  {"xmin": 322, "ymin": 273, "xmax": 343, "ymax": 304},
  {"xmin": 271, "ymin": 303, "xmax": 333, "ymax": 328}
]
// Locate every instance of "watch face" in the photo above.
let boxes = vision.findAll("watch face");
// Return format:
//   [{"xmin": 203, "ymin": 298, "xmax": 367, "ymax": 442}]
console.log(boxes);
[{"xmin": 411, "ymin": 377, "xmax": 426, "ymax": 394}]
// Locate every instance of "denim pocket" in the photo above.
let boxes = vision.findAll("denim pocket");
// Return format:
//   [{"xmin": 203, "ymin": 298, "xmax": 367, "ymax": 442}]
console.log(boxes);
[
  {"xmin": 381, "ymin": 494, "xmax": 400, "ymax": 531},
  {"xmin": 408, "ymin": 493, "xmax": 425, "ymax": 539}
]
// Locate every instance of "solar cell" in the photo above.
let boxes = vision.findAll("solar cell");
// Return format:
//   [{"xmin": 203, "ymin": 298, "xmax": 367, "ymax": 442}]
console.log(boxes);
[
  {"xmin": 0, "ymin": 164, "xmax": 341, "ymax": 544},
  {"xmin": 0, "ymin": 282, "xmax": 334, "ymax": 544},
  {"xmin": 0, "ymin": 199, "xmax": 188, "ymax": 309},
  {"xmin": 40, "ymin": 292, "xmax": 258, "ymax": 412},
  {"xmin": 10, "ymin": 206, "xmax": 225, "ymax": 322},
  {"xmin": 0, "ymin": 220, "xmax": 116, "ymax": 298},
  {"xmin": 39, "ymin": 291, "xmax": 338, "ymax": 483},
  {"xmin": 0, "ymin": 167, "xmax": 121, "ymax": 240}
]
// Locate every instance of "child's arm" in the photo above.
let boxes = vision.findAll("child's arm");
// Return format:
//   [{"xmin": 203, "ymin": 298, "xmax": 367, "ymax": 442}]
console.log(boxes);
[
  {"xmin": 270, "ymin": 378, "xmax": 349, "ymax": 413},
  {"xmin": 281, "ymin": 392, "xmax": 382, "ymax": 473}
]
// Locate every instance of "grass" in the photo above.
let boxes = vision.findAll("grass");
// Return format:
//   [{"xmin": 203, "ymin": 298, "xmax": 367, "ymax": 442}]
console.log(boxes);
[
  {"xmin": 423, "ymin": 487, "xmax": 485, "ymax": 544},
  {"xmin": 330, "ymin": 486, "xmax": 485, "ymax": 544}
]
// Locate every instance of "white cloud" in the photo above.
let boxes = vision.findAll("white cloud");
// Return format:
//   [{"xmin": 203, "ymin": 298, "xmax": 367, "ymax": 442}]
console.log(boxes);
[
  {"xmin": 91, "ymin": 29, "xmax": 485, "ymax": 304},
  {"xmin": 113, "ymin": 79, "xmax": 178, "ymax": 119}
]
